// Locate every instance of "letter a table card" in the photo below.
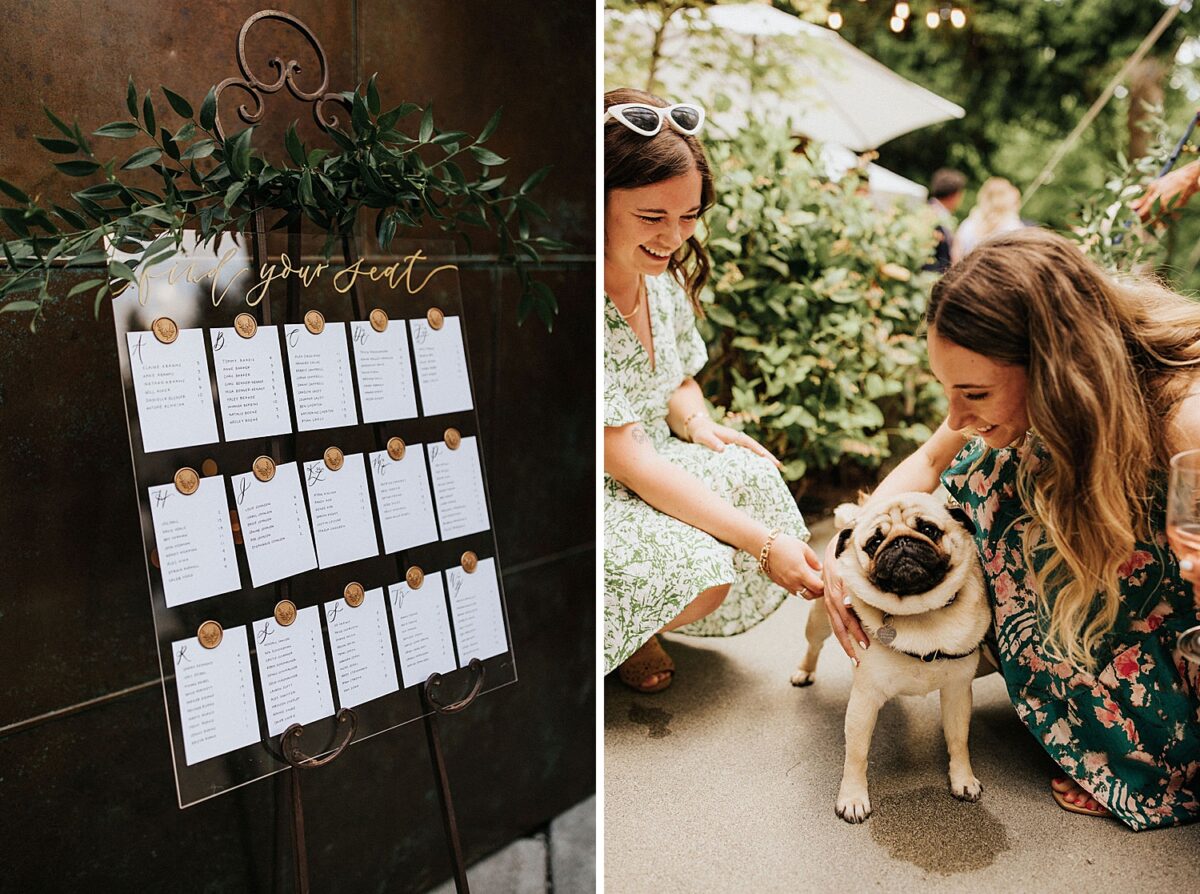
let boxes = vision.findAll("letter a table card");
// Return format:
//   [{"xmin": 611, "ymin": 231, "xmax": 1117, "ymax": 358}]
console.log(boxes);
[{"xmin": 113, "ymin": 234, "xmax": 515, "ymax": 808}]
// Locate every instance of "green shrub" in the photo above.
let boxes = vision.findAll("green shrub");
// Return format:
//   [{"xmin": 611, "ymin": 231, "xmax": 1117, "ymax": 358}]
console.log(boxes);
[{"xmin": 696, "ymin": 122, "xmax": 946, "ymax": 491}]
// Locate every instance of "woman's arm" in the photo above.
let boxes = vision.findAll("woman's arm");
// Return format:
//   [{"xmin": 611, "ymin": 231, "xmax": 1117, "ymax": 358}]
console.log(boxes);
[
  {"xmin": 605, "ymin": 420, "xmax": 822, "ymax": 596},
  {"xmin": 666, "ymin": 377, "xmax": 782, "ymax": 467},
  {"xmin": 1166, "ymin": 390, "xmax": 1200, "ymax": 590},
  {"xmin": 821, "ymin": 418, "xmax": 967, "ymax": 660}
]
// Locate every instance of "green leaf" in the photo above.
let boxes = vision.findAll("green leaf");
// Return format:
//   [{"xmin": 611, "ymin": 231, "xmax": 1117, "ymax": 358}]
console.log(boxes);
[
  {"xmin": 126, "ymin": 76, "xmax": 139, "ymax": 119},
  {"xmin": 93, "ymin": 121, "xmax": 142, "ymax": 139},
  {"xmin": 122, "ymin": 147, "xmax": 162, "ymax": 170},
  {"xmin": 285, "ymin": 122, "xmax": 306, "ymax": 167},
  {"xmin": 519, "ymin": 165, "xmax": 551, "ymax": 194},
  {"xmin": 477, "ymin": 107, "xmax": 502, "ymax": 144},
  {"xmin": 306, "ymin": 148, "xmax": 330, "ymax": 168},
  {"xmin": 351, "ymin": 91, "xmax": 370, "ymax": 133},
  {"xmin": 378, "ymin": 103, "xmax": 418, "ymax": 132},
  {"xmin": 162, "ymin": 86, "xmax": 193, "ymax": 119},
  {"xmin": 107, "ymin": 260, "xmax": 137, "ymax": 284},
  {"xmin": 135, "ymin": 207, "xmax": 176, "ymax": 224},
  {"xmin": 366, "ymin": 73, "xmax": 380, "ymax": 116},
  {"xmin": 199, "ymin": 86, "xmax": 217, "ymax": 131},
  {"xmin": 477, "ymin": 176, "xmax": 507, "ymax": 192},
  {"xmin": 225, "ymin": 126, "xmax": 255, "ymax": 178},
  {"xmin": 180, "ymin": 139, "xmax": 215, "ymax": 160},
  {"xmin": 51, "ymin": 204, "xmax": 88, "ymax": 229},
  {"xmin": 68, "ymin": 277, "xmax": 106, "ymax": 297},
  {"xmin": 1, "ymin": 300, "xmax": 40, "ymax": 313},
  {"xmin": 470, "ymin": 146, "xmax": 507, "ymax": 167},
  {"xmin": 93, "ymin": 283, "xmax": 110, "ymax": 318},
  {"xmin": 54, "ymin": 160, "xmax": 101, "ymax": 177},
  {"xmin": 36, "ymin": 136, "xmax": 78, "ymax": 154},
  {"xmin": 223, "ymin": 180, "xmax": 246, "ymax": 209},
  {"xmin": 66, "ymin": 249, "xmax": 110, "ymax": 267},
  {"xmin": 142, "ymin": 91, "xmax": 156, "ymax": 135},
  {"xmin": 42, "ymin": 106, "xmax": 76, "ymax": 139},
  {"xmin": 0, "ymin": 176, "xmax": 31, "ymax": 204},
  {"xmin": 160, "ymin": 129, "xmax": 180, "ymax": 161},
  {"xmin": 419, "ymin": 104, "xmax": 434, "ymax": 143},
  {"xmin": 174, "ymin": 121, "xmax": 196, "ymax": 143}
]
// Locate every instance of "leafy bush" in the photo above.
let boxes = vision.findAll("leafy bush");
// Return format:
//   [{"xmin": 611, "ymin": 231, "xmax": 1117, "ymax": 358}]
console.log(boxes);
[{"xmin": 696, "ymin": 122, "xmax": 945, "ymax": 490}]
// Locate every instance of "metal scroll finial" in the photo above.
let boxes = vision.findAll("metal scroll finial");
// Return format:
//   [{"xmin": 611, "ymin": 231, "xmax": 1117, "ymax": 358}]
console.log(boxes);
[{"xmin": 212, "ymin": 9, "xmax": 352, "ymax": 140}]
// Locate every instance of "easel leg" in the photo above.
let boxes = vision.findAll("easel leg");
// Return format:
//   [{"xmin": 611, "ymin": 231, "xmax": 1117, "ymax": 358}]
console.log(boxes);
[
  {"xmin": 423, "ymin": 709, "xmax": 470, "ymax": 894},
  {"xmin": 291, "ymin": 766, "xmax": 310, "ymax": 894}
]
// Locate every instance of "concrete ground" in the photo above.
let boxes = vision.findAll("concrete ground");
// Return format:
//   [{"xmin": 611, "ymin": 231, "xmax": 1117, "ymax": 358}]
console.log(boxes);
[
  {"xmin": 604, "ymin": 517, "xmax": 1200, "ymax": 893},
  {"xmin": 427, "ymin": 795, "xmax": 595, "ymax": 893}
]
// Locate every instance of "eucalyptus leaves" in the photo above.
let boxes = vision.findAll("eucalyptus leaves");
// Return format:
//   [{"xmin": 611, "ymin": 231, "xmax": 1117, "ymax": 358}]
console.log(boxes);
[{"xmin": 0, "ymin": 74, "xmax": 565, "ymax": 331}]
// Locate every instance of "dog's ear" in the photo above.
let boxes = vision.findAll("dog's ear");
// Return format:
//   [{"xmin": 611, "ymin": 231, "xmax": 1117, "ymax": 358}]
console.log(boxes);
[
  {"xmin": 833, "ymin": 502, "xmax": 860, "ymax": 529},
  {"xmin": 946, "ymin": 504, "xmax": 976, "ymax": 536},
  {"xmin": 834, "ymin": 526, "xmax": 854, "ymax": 558}
]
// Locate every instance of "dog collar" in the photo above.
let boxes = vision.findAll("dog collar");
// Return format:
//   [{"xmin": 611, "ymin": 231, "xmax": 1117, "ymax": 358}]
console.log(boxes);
[{"xmin": 875, "ymin": 603, "xmax": 981, "ymax": 662}]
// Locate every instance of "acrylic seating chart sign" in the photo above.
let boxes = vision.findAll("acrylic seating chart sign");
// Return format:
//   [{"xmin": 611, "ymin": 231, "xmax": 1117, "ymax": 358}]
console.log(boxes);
[{"xmin": 112, "ymin": 232, "xmax": 515, "ymax": 808}]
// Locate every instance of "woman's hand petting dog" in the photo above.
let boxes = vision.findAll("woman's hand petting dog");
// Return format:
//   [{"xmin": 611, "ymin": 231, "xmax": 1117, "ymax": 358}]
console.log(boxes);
[
  {"xmin": 821, "ymin": 534, "xmax": 869, "ymax": 661},
  {"xmin": 767, "ymin": 534, "xmax": 824, "ymax": 599}
]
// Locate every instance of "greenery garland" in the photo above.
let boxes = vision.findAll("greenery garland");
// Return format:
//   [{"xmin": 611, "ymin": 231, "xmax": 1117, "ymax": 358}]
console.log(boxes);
[{"xmin": 0, "ymin": 74, "xmax": 566, "ymax": 331}]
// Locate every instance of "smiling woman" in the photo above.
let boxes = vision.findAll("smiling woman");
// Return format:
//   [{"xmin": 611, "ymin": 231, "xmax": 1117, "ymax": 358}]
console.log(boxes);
[{"xmin": 602, "ymin": 87, "xmax": 823, "ymax": 694}]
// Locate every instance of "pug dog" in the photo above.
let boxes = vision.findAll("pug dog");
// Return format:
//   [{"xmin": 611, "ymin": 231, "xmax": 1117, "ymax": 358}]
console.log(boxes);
[{"xmin": 793, "ymin": 492, "xmax": 991, "ymax": 823}]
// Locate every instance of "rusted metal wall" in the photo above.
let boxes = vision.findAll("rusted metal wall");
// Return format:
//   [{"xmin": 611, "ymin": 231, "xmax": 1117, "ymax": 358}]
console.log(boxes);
[{"xmin": 0, "ymin": 2, "xmax": 595, "ymax": 890}]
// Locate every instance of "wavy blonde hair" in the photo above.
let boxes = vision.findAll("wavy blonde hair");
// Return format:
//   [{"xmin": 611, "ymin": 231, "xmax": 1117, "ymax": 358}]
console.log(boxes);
[
  {"xmin": 965, "ymin": 177, "xmax": 1021, "ymax": 243},
  {"xmin": 929, "ymin": 228, "xmax": 1200, "ymax": 669}
]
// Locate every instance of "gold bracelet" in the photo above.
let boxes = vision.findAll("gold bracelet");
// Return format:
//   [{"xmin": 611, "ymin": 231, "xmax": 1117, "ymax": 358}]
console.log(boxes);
[
  {"xmin": 682, "ymin": 410, "xmax": 707, "ymax": 442},
  {"xmin": 758, "ymin": 527, "xmax": 783, "ymax": 575}
]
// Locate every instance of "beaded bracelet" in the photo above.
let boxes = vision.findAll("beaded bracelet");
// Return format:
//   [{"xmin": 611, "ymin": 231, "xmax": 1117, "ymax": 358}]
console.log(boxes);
[
  {"xmin": 758, "ymin": 527, "xmax": 783, "ymax": 575},
  {"xmin": 682, "ymin": 410, "xmax": 707, "ymax": 442}
]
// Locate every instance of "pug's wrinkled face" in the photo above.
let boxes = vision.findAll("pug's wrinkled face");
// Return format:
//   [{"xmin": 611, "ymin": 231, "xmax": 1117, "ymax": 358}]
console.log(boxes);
[{"xmin": 836, "ymin": 493, "xmax": 978, "ymax": 614}]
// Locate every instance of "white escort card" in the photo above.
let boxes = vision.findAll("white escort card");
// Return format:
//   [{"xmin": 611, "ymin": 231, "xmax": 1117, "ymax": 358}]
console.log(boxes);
[
  {"xmin": 427, "ymin": 437, "xmax": 490, "ymax": 539},
  {"xmin": 303, "ymin": 452, "xmax": 379, "ymax": 568},
  {"xmin": 410, "ymin": 316, "xmax": 473, "ymax": 416},
  {"xmin": 369, "ymin": 447, "xmax": 439, "ymax": 553},
  {"xmin": 350, "ymin": 320, "xmax": 418, "ymax": 423},
  {"xmin": 232, "ymin": 461, "xmax": 318, "ymax": 587},
  {"xmin": 323, "ymin": 588, "xmax": 400, "ymax": 708},
  {"xmin": 389, "ymin": 572, "xmax": 458, "ymax": 687},
  {"xmin": 210, "ymin": 325, "xmax": 291, "ymax": 441},
  {"xmin": 253, "ymin": 607, "xmax": 335, "ymax": 737},
  {"xmin": 127, "ymin": 328, "xmax": 219, "ymax": 452},
  {"xmin": 149, "ymin": 475, "xmax": 241, "ymax": 606},
  {"xmin": 172, "ymin": 627, "xmax": 260, "ymax": 765},
  {"xmin": 446, "ymin": 558, "xmax": 508, "ymax": 663},
  {"xmin": 284, "ymin": 322, "xmax": 357, "ymax": 431}
]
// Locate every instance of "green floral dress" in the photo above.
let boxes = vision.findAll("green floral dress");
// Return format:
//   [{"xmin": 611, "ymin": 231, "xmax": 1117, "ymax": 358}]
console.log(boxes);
[
  {"xmin": 603, "ymin": 274, "xmax": 808, "ymax": 675},
  {"xmin": 943, "ymin": 436, "xmax": 1200, "ymax": 830}
]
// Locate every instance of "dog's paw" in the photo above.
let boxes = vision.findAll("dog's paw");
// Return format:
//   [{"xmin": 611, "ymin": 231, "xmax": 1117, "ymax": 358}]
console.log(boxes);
[
  {"xmin": 835, "ymin": 790, "xmax": 872, "ymax": 823},
  {"xmin": 949, "ymin": 776, "xmax": 983, "ymax": 802},
  {"xmin": 790, "ymin": 668, "xmax": 815, "ymax": 687}
]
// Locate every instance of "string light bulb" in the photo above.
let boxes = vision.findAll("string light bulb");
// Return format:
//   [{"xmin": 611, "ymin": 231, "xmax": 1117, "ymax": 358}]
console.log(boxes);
[
  {"xmin": 890, "ymin": 15, "xmax": 905, "ymax": 32},
  {"xmin": 895, "ymin": 2, "xmax": 911, "ymax": 19},
  {"xmin": 950, "ymin": 8, "xmax": 967, "ymax": 28},
  {"xmin": 926, "ymin": 10, "xmax": 940, "ymax": 28},
  {"xmin": 828, "ymin": 10, "xmax": 844, "ymax": 29}
]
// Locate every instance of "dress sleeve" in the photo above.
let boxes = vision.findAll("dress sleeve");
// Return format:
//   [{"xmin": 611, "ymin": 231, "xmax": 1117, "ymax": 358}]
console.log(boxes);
[
  {"xmin": 669, "ymin": 279, "xmax": 708, "ymax": 378},
  {"xmin": 604, "ymin": 314, "xmax": 641, "ymax": 428}
]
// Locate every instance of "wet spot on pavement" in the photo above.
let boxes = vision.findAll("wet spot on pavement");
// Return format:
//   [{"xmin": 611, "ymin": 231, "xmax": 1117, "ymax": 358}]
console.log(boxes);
[
  {"xmin": 869, "ymin": 784, "xmax": 1010, "ymax": 874},
  {"xmin": 628, "ymin": 703, "xmax": 673, "ymax": 739}
]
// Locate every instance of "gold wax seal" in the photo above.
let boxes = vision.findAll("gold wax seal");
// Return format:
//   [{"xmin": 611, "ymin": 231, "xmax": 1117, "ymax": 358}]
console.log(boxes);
[
  {"xmin": 344, "ymin": 582, "xmax": 366, "ymax": 607},
  {"xmin": 234, "ymin": 312, "xmax": 257, "ymax": 339},
  {"xmin": 461, "ymin": 551, "xmax": 478, "ymax": 574},
  {"xmin": 151, "ymin": 317, "xmax": 179, "ymax": 344},
  {"xmin": 174, "ymin": 467, "xmax": 200, "ymax": 495},
  {"xmin": 444, "ymin": 427, "xmax": 462, "ymax": 450},
  {"xmin": 369, "ymin": 308, "xmax": 388, "ymax": 332},
  {"xmin": 304, "ymin": 309, "xmax": 325, "ymax": 335},
  {"xmin": 427, "ymin": 307, "xmax": 445, "ymax": 330},
  {"xmin": 201, "ymin": 458, "xmax": 219, "ymax": 477},
  {"xmin": 386, "ymin": 437, "xmax": 406, "ymax": 461},
  {"xmin": 274, "ymin": 600, "xmax": 297, "ymax": 627},
  {"xmin": 324, "ymin": 446, "xmax": 344, "ymax": 471},
  {"xmin": 406, "ymin": 566, "xmax": 425, "ymax": 590},
  {"xmin": 197, "ymin": 620, "xmax": 223, "ymax": 649},
  {"xmin": 252, "ymin": 455, "xmax": 276, "ymax": 482}
]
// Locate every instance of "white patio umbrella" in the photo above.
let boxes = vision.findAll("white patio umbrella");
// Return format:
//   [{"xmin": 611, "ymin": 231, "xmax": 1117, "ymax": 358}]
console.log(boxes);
[
  {"xmin": 606, "ymin": 4, "xmax": 964, "ymax": 152},
  {"xmin": 821, "ymin": 143, "xmax": 928, "ymax": 209}
]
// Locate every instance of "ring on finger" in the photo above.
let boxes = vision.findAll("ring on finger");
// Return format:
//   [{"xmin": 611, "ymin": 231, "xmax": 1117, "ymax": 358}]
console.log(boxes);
[{"xmin": 797, "ymin": 585, "xmax": 809, "ymax": 598}]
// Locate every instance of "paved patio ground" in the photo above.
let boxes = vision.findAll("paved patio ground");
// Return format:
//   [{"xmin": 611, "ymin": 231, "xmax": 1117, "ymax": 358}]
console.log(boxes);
[{"xmin": 604, "ymin": 517, "xmax": 1200, "ymax": 893}]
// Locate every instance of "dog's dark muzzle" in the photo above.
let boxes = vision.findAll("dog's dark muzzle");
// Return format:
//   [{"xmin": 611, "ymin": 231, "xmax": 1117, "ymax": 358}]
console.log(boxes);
[{"xmin": 870, "ymin": 536, "xmax": 950, "ymax": 596}]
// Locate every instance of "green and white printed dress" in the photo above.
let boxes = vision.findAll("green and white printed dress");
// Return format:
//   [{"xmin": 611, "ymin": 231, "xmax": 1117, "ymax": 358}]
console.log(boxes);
[{"xmin": 604, "ymin": 273, "xmax": 809, "ymax": 675}]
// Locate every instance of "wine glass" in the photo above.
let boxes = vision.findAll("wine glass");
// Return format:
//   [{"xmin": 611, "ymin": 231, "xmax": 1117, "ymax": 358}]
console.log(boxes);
[{"xmin": 1166, "ymin": 448, "xmax": 1200, "ymax": 662}]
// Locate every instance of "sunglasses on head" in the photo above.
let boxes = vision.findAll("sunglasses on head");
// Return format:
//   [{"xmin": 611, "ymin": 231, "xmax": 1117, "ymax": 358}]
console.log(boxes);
[{"xmin": 603, "ymin": 102, "xmax": 705, "ymax": 137}]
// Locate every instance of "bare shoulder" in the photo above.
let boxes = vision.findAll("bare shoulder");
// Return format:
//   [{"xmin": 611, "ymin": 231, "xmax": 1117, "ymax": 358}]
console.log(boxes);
[{"xmin": 1166, "ymin": 380, "xmax": 1200, "ymax": 455}]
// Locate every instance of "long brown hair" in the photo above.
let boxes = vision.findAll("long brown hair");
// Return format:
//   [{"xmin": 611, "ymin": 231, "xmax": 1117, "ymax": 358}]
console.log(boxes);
[
  {"xmin": 604, "ymin": 87, "xmax": 713, "ymax": 315},
  {"xmin": 929, "ymin": 227, "xmax": 1200, "ymax": 669}
]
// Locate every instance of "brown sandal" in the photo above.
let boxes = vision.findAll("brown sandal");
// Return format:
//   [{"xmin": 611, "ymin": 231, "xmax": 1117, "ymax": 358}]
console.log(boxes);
[
  {"xmin": 618, "ymin": 636, "xmax": 675, "ymax": 693},
  {"xmin": 1050, "ymin": 776, "xmax": 1111, "ymax": 818}
]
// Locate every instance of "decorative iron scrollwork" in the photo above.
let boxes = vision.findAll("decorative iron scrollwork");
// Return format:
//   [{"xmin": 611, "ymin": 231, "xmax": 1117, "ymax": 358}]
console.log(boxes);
[{"xmin": 213, "ymin": 9, "xmax": 352, "ymax": 140}]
